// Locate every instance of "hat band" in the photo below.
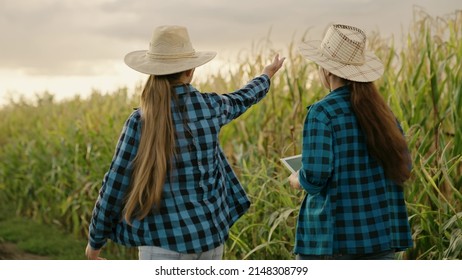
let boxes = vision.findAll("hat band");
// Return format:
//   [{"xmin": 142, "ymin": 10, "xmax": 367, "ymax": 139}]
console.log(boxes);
[{"xmin": 146, "ymin": 51, "xmax": 198, "ymax": 60}]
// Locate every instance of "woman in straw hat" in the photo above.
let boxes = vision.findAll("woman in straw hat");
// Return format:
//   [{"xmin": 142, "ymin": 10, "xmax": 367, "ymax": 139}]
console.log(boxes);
[
  {"xmin": 288, "ymin": 24, "xmax": 413, "ymax": 259},
  {"xmin": 85, "ymin": 25, "xmax": 285, "ymax": 260}
]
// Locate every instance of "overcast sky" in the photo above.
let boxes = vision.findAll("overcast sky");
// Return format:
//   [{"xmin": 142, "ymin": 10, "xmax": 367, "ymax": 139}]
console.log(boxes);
[{"xmin": 0, "ymin": 0, "xmax": 460, "ymax": 104}]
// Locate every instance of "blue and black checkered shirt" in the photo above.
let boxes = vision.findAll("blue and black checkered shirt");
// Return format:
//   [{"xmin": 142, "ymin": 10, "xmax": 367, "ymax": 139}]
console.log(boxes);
[
  {"xmin": 296, "ymin": 85, "xmax": 413, "ymax": 256},
  {"xmin": 89, "ymin": 75, "xmax": 271, "ymax": 253}
]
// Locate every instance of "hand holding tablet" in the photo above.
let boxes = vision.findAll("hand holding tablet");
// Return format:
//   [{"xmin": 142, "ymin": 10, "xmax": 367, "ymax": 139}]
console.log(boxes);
[{"xmin": 280, "ymin": 154, "xmax": 302, "ymax": 173}]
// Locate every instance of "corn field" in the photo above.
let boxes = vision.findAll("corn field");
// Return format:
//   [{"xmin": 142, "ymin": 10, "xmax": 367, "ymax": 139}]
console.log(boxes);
[{"xmin": 0, "ymin": 9, "xmax": 461, "ymax": 259}]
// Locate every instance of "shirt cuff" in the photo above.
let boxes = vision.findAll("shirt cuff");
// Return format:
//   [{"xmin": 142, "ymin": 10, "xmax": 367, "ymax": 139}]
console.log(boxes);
[
  {"xmin": 298, "ymin": 169, "xmax": 325, "ymax": 195},
  {"xmin": 88, "ymin": 238, "xmax": 107, "ymax": 250}
]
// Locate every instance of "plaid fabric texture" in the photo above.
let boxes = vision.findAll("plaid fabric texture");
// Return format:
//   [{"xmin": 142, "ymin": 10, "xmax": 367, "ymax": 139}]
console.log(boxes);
[
  {"xmin": 296, "ymin": 85, "xmax": 413, "ymax": 256},
  {"xmin": 89, "ymin": 75, "xmax": 270, "ymax": 254}
]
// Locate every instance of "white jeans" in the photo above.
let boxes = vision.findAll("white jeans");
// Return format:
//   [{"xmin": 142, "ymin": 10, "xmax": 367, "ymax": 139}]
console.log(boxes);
[{"xmin": 138, "ymin": 244, "xmax": 224, "ymax": 260}]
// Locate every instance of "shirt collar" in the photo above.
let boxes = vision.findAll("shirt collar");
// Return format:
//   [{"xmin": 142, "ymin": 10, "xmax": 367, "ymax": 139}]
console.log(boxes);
[
  {"xmin": 326, "ymin": 84, "xmax": 350, "ymax": 97},
  {"xmin": 173, "ymin": 84, "xmax": 195, "ymax": 95},
  {"xmin": 306, "ymin": 85, "xmax": 350, "ymax": 110}
]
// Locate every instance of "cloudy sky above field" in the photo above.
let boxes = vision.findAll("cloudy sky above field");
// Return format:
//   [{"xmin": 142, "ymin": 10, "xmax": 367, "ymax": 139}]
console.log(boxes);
[{"xmin": 0, "ymin": 0, "xmax": 460, "ymax": 104}]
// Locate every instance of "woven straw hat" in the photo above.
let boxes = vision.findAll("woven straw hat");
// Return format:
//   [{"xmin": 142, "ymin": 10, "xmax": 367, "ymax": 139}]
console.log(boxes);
[
  {"xmin": 124, "ymin": 25, "xmax": 216, "ymax": 75},
  {"xmin": 299, "ymin": 24, "xmax": 384, "ymax": 82}
]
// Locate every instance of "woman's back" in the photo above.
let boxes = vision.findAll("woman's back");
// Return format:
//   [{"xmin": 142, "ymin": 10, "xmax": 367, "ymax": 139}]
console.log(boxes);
[{"xmin": 296, "ymin": 85, "xmax": 413, "ymax": 256}]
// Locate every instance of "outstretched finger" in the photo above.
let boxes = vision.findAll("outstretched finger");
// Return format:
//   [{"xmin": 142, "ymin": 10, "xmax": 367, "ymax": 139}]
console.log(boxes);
[{"xmin": 275, "ymin": 54, "xmax": 285, "ymax": 66}]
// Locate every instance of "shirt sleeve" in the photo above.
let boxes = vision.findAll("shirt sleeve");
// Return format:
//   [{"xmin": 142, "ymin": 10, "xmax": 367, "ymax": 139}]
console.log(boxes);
[
  {"xmin": 88, "ymin": 111, "xmax": 140, "ymax": 249},
  {"xmin": 213, "ymin": 74, "xmax": 271, "ymax": 125},
  {"xmin": 298, "ymin": 109, "xmax": 333, "ymax": 194}
]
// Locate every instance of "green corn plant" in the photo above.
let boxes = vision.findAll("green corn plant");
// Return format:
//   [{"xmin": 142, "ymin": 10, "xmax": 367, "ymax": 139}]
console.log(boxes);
[{"xmin": 0, "ymin": 7, "xmax": 460, "ymax": 259}]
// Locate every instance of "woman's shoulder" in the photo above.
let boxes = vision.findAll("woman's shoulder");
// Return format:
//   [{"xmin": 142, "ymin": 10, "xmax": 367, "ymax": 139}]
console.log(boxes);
[
  {"xmin": 309, "ymin": 97, "xmax": 336, "ymax": 114},
  {"xmin": 308, "ymin": 98, "xmax": 350, "ymax": 125},
  {"xmin": 127, "ymin": 108, "xmax": 141, "ymax": 120},
  {"xmin": 314, "ymin": 89, "xmax": 351, "ymax": 113},
  {"xmin": 122, "ymin": 108, "xmax": 142, "ymax": 129}
]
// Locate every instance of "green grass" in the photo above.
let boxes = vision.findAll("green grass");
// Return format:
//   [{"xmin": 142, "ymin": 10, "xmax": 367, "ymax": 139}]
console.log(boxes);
[
  {"xmin": 0, "ymin": 217, "xmax": 85, "ymax": 259},
  {"xmin": 0, "ymin": 7, "xmax": 461, "ymax": 259},
  {"xmin": 0, "ymin": 202, "xmax": 84, "ymax": 259},
  {"xmin": 0, "ymin": 203, "xmax": 135, "ymax": 260}
]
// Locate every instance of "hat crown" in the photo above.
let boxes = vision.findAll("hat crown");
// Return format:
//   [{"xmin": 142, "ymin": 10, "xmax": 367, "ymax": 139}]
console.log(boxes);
[
  {"xmin": 124, "ymin": 25, "xmax": 216, "ymax": 75},
  {"xmin": 148, "ymin": 25, "xmax": 196, "ymax": 58},
  {"xmin": 320, "ymin": 24, "xmax": 366, "ymax": 66}
]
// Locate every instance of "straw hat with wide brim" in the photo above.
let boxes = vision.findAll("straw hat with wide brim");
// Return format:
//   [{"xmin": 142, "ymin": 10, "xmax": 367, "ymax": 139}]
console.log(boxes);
[
  {"xmin": 124, "ymin": 25, "xmax": 217, "ymax": 75},
  {"xmin": 299, "ymin": 24, "xmax": 384, "ymax": 82}
]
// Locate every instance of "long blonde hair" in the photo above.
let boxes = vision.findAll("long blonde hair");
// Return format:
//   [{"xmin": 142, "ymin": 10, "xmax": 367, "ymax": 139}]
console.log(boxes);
[{"xmin": 123, "ymin": 73, "xmax": 181, "ymax": 223}]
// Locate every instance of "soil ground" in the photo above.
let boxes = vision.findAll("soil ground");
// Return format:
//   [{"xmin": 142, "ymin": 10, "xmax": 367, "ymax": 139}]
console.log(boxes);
[{"xmin": 0, "ymin": 242, "xmax": 49, "ymax": 260}]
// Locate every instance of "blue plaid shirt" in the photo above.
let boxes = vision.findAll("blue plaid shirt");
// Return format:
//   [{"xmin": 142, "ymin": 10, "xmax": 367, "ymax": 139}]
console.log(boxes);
[
  {"xmin": 296, "ymin": 85, "xmax": 413, "ymax": 256},
  {"xmin": 89, "ymin": 75, "xmax": 271, "ymax": 253}
]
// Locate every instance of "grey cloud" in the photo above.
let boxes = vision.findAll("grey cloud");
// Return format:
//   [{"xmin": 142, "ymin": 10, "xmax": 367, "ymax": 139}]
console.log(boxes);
[
  {"xmin": 0, "ymin": 0, "xmax": 132, "ymax": 75},
  {"xmin": 0, "ymin": 0, "xmax": 459, "ymax": 76}
]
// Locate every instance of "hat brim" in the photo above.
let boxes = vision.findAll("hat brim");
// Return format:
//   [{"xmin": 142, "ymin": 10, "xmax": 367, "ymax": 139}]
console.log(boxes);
[
  {"xmin": 124, "ymin": 50, "xmax": 217, "ymax": 75},
  {"xmin": 299, "ymin": 40, "xmax": 384, "ymax": 82}
]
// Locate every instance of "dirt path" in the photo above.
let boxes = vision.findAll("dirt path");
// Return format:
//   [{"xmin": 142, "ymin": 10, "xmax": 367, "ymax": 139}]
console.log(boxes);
[{"xmin": 0, "ymin": 243, "xmax": 49, "ymax": 260}]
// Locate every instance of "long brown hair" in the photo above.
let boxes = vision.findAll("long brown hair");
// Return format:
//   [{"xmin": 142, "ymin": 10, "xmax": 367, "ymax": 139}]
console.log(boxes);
[
  {"xmin": 350, "ymin": 82, "xmax": 411, "ymax": 185},
  {"xmin": 123, "ymin": 73, "xmax": 182, "ymax": 224}
]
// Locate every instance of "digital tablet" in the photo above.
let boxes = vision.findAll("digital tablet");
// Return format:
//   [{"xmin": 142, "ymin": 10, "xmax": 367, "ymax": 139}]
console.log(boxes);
[{"xmin": 280, "ymin": 154, "xmax": 302, "ymax": 173}]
